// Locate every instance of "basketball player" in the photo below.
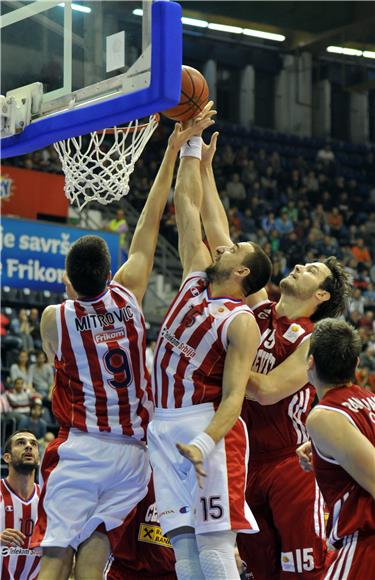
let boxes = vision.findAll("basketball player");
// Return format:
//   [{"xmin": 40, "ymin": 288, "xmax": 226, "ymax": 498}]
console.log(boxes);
[
  {"xmin": 199, "ymin": 132, "xmax": 351, "ymax": 579},
  {"xmin": 1, "ymin": 431, "xmax": 41, "ymax": 580},
  {"xmin": 305, "ymin": 319, "xmax": 375, "ymax": 579},
  {"xmin": 148, "ymin": 111, "xmax": 272, "ymax": 580},
  {"xmin": 30, "ymin": 115, "xmax": 215, "ymax": 580},
  {"xmin": 104, "ymin": 476, "xmax": 177, "ymax": 580}
]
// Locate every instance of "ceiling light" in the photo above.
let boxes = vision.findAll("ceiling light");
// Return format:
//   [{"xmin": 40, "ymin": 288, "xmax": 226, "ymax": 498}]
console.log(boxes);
[
  {"xmin": 182, "ymin": 16, "xmax": 208, "ymax": 28},
  {"xmin": 208, "ymin": 23, "xmax": 243, "ymax": 34},
  {"xmin": 243, "ymin": 28, "xmax": 285, "ymax": 42},
  {"xmin": 133, "ymin": 8, "xmax": 143, "ymax": 17},
  {"xmin": 58, "ymin": 3, "xmax": 92, "ymax": 13},
  {"xmin": 363, "ymin": 50, "xmax": 375, "ymax": 59},
  {"xmin": 327, "ymin": 46, "xmax": 362, "ymax": 56}
]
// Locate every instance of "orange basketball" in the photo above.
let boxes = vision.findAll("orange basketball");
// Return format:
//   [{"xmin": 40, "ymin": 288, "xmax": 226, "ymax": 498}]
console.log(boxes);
[{"xmin": 162, "ymin": 65, "xmax": 209, "ymax": 122}]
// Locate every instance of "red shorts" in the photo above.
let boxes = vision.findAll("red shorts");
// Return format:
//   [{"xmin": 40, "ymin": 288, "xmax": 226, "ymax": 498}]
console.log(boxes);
[
  {"xmin": 324, "ymin": 532, "xmax": 375, "ymax": 579},
  {"xmin": 105, "ymin": 556, "xmax": 176, "ymax": 580},
  {"xmin": 237, "ymin": 454, "xmax": 327, "ymax": 579}
]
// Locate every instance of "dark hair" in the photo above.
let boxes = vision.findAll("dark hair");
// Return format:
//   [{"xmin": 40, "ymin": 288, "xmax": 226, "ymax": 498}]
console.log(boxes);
[
  {"xmin": 311, "ymin": 256, "xmax": 351, "ymax": 322},
  {"xmin": 241, "ymin": 243, "xmax": 272, "ymax": 296},
  {"xmin": 3, "ymin": 430, "xmax": 37, "ymax": 455},
  {"xmin": 66, "ymin": 235, "xmax": 111, "ymax": 297},
  {"xmin": 309, "ymin": 319, "xmax": 361, "ymax": 385}
]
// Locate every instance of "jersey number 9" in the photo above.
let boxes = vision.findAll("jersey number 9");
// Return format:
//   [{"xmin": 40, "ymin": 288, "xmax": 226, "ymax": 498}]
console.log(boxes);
[{"xmin": 103, "ymin": 347, "xmax": 132, "ymax": 389}]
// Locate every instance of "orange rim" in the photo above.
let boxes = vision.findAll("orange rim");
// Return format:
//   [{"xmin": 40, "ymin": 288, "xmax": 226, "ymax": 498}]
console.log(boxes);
[{"xmin": 96, "ymin": 113, "xmax": 160, "ymax": 135}]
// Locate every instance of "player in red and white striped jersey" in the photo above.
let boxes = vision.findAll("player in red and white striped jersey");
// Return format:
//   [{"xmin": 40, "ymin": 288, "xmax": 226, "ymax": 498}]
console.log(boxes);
[
  {"xmin": 148, "ymin": 112, "xmax": 272, "ymax": 580},
  {"xmin": 199, "ymin": 134, "xmax": 351, "ymax": 578},
  {"xmin": 1, "ymin": 431, "xmax": 41, "ymax": 580},
  {"xmin": 31, "ymin": 116, "xmax": 215, "ymax": 580},
  {"xmin": 304, "ymin": 319, "xmax": 375, "ymax": 579}
]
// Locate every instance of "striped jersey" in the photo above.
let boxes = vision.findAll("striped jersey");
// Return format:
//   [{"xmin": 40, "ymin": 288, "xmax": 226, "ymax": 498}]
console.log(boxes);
[
  {"xmin": 152, "ymin": 272, "xmax": 257, "ymax": 408},
  {"xmin": 0, "ymin": 479, "xmax": 41, "ymax": 580},
  {"xmin": 242, "ymin": 299, "xmax": 314, "ymax": 460},
  {"xmin": 311, "ymin": 384, "xmax": 375, "ymax": 547},
  {"xmin": 52, "ymin": 281, "xmax": 153, "ymax": 441}
]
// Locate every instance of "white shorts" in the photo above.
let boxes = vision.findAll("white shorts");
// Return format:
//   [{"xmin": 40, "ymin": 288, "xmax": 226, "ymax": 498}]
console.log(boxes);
[
  {"xmin": 31, "ymin": 428, "xmax": 151, "ymax": 550},
  {"xmin": 148, "ymin": 403, "xmax": 259, "ymax": 536}
]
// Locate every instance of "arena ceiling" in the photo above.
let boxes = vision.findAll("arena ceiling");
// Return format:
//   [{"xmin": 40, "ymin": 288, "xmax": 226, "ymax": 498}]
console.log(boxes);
[{"xmin": 181, "ymin": 1, "xmax": 375, "ymax": 53}]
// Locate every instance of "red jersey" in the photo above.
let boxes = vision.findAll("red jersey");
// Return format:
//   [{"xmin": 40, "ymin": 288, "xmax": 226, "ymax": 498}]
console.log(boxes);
[
  {"xmin": 152, "ymin": 272, "xmax": 257, "ymax": 408},
  {"xmin": 106, "ymin": 479, "xmax": 176, "ymax": 579},
  {"xmin": 312, "ymin": 384, "xmax": 375, "ymax": 546},
  {"xmin": 53, "ymin": 282, "xmax": 153, "ymax": 441},
  {"xmin": 0, "ymin": 479, "xmax": 41, "ymax": 580},
  {"xmin": 243, "ymin": 300, "xmax": 314, "ymax": 459}
]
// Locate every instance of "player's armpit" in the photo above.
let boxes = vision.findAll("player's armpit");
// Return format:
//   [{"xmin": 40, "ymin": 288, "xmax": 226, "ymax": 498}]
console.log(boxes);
[
  {"xmin": 204, "ymin": 313, "xmax": 259, "ymax": 444},
  {"xmin": 307, "ymin": 408, "xmax": 375, "ymax": 500},
  {"xmin": 246, "ymin": 338, "xmax": 310, "ymax": 405},
  {"xmin": 41, "ymin": 305, "xmax": 58, "ymax": 363}
]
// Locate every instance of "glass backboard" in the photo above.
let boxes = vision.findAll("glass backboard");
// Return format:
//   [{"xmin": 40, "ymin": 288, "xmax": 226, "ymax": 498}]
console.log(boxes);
[{"xmin": 1, "ymin": 0, "xmax": 182, "ymax": 157}]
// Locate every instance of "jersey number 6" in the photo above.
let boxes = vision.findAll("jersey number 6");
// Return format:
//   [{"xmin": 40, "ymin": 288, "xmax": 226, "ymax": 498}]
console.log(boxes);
[{"xmin": 103, "ymin": 347, "xmax": 132, "ymax": 389}]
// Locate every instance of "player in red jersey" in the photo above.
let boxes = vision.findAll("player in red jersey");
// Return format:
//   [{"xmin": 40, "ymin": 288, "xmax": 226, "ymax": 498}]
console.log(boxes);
[
  {"xmin": 30, "ymin": 115, "xmax": 215, "ymax": 580},
  {"xmin": 148, "ymin": 109, "xmax": 272, "ymax": 580},
  {"xmin": 104, "ymin": 476, "xmax": 177, "ymax": 580},
  {"xmin": 1, "ymin": 431, "xmax": 41, "ymax": 580},
  {"xmin": 301, "ymin": 319, "xmax": 375, "ymax": 579},
  {"xmin": 199, "ymin": 133, "xmax": 351, "ymax": 579}
]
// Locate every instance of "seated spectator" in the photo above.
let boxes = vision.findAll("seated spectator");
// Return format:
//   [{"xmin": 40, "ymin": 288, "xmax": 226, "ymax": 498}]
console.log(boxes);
[
  {"xmin": 351, "ymin": 238, "xmax": 372, "ymax": 268},
  {"xmin": 9, "ymin": 309, "xmax": 34, "ymax": 351},
  {"xmin": 240, "ymin": 208, "xmax": 256, "ymax": 239},
  {"xmin": 226, "ymin": 173, "xmax": 246, "ymax": 207},
  {"xmin": 360, "ymin": 343, "xmax": 375, "ymax": 373},
  {"xmin": 261, "ymin": 212, "xmax": 276, "ymax": 235},
  {"xmin": 18, "ymin": 399, "xmax": 47, "ymax": 440},
  {"xmin": 316, "ymin": 144, "xmax": 335, "ymax": 164},
  {"xmin": 241, "ymin": 159, "xmax": 258, "ymax": 186},
  {"xmin": 274, "ymin": 208, "xmax": 294, "ymax": 236},
  {"xmin": 30, "ymin": 351, "xmax": 54, "ymax": 400},
  {"xmin": 303, "ymin": 170, "xmax": 319, "ymax": 193},
  {"xmin": 5, "ymin": 378, "xmax": 35, "ymax": 424},
  {"xmin": 9, "ymin": 350, "xmax": 32, "ymax": 389},
  {"xmin": 105, "ymin": 208, "xmax": 129, "ymax": 261},
  {"xmin": 327, "ymin": 207, "xmax": 343, "ymax": 237},
  {"xmin": 363, "ymin": 282, "xmax": 375, "ymax": 306},
  {"xmin": 349, "ymin": 288, "xmax": 366, "ymax": 316}
]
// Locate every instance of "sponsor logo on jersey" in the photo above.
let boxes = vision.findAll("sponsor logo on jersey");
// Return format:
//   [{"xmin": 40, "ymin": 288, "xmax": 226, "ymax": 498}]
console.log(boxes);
[
  {"xmin": 257, "ymin": 309, "xmax": 271, "ymax": 320},
  {"xmin": 179, "ymin": 505, "xmax": 190, "ymax": 514},
  {"xmin": 138, "ymin": 523, "xmax": 172, "ymax": 548},
  {"xmin": 191, "ymin": 287, "xmax": 200, "ymax": 297},
  {"xmin": 1, "ymin": 547, "xmax": 41, "ymax": 557},
  {"xmin": 161, "ymin": 328, "xmax": 196, "ymax": 359},
  {"xmin": 95, "ymin": 328, "xmax": 126, "ymax": 344},
  {"xmin": 159, "ymin": 509, "xmax": 175, "ymax": 517},
  {"xmin": 4, "ymin": 505, "xmax": 13, "ymax": 512},
  {"xmin": 210, "ymin": 304, "xmax": 230, "ymax": 319},
  {"xmin": 283, "ymin": 324, "xmax": 305, "ymax": 343}
]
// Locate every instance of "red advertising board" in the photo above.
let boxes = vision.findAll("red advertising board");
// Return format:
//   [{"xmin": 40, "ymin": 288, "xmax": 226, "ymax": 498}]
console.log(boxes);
[{"xmin": 1, "ymin": 166, "xmax": 68, "ymax": 219}]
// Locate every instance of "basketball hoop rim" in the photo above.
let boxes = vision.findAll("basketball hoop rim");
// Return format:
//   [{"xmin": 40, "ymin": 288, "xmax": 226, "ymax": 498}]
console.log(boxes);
[{"xmin": 95, "ymin": 113, "xmax": 160, "ymax": 135}]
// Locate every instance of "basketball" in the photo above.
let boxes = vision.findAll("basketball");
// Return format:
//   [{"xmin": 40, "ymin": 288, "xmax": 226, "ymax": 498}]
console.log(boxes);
[{"xmin": 162, "ymin": 65, "xmax": 209, "ymax": 122}]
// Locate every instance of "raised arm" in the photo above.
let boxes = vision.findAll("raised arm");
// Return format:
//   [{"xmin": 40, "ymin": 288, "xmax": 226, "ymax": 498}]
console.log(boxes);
[
  {"xmin": 246, "ymin": 339, "xmax": 310, "ymax": 405},
  {"xmin": 113, "ymin": 119, "xmax": 212, "ymax": 303},
  {"xmin": 177, "ymin": 313, "xmax": 259, "ymax": 486},
  {"xmin": 307, "ymin": 408, "xmax": 375, "ymax": 500},
  {"xmin": 173, "ymin": 103, "xmax": 216, "ymax": 279},
  {"xmin": 200, "ymin": 132, "xmax": 232, "ymax": 252}
]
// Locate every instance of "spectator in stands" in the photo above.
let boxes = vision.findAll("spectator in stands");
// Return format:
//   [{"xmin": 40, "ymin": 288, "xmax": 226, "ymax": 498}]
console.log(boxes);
[
  {"xmin": 274, "ymin": 208, "xmax": 294, "ymax": 236},
  {"xmin": 241, "ymin": 159, "xmax": 258, "ymax": 186},
  {"xmin": 360, "ymin": 343, "xmax": 375, "ymax": 373},
  {"xmin": 5, "ymin": 378, "xmax": 35, "ymax": 424},
  {"xmin": 349, "ymin": 288, "xmax": 366, "ymax": 316},
  {"xmin": 327, "ymin": 207, "xmax": 344, "ymax": 237},
  {"xmin": 30, "ymin": 351, "xmax": 54, "ymax": 401},
  {"xmin": 351, "ymin": 238, "xmax": 372, "ymax": 268},
  {"xmin": 316, "ymin": 143, "xmax": 335, "ymax": 164},
  {"xmin": 363, "ymin": 282, "xmax": 375, "ymax": 306},
  {"xmin": 9, "ymin": 350, "xmax": 32, "ymax": 389},
  {"xmin": 226, "ymin": 173, "xmax": 246, "ymax": 207},
  {"xmin": 18, "ymin": 399, "xmax": 47, "ymax": 440},
  {"xmin": 304, "ymin": 170, "xmax": 319, "ymax": 193},
  {"xmin": 105, "ymin": 208, "xmax": 129, "ymax": 261},
  {"xmin": 9, "ymin": 309, "xmax": 34, "ymax": 351}
]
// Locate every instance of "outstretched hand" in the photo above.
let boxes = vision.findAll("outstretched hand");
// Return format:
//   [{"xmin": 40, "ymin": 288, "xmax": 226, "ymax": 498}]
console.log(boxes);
[
  {"xmin": 176, "ymin": 442, "xmax": 207, "ymax": 489},
  {"xmin": 168, "ymin": 101, "xmax": 216, "ymax": 152},
  {"xmin": 201, "ymin": 131, "xmax": 219, "ymax": 167}
]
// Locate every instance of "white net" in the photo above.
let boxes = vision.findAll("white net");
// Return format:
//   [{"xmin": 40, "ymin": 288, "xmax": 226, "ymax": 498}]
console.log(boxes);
[{"xmin": 54, "ymin": 115, "xmax": 159, "ymax": 211}]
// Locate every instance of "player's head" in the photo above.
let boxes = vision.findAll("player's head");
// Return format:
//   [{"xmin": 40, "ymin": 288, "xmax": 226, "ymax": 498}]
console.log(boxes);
[
  {"xmin": 307, "ymin": 319, "xmax": 361, "ymax": 388},
  {"xmin": 279, "ymin": 256, "xmax": 350, "ymax": 320},
  {"xmin": 65, "ymin": 235, "xmax": 111, "ymax": 297},
  {"xmin": 206, "ymin": 242, "xmax": 272, "ymax": 297},
  {"xmin": 3, "ymin": 431, "xmax": 40, "ymax": 474}
]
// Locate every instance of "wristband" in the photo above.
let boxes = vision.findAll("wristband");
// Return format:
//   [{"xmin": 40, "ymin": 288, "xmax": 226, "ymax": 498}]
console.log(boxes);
[
  {"xmin": 180, "ymin": 136, "xmax": 203, "ymax": 160},
  {"xmin": 189, "ymin": 432, "xmax": 216, "ymax": 461}
]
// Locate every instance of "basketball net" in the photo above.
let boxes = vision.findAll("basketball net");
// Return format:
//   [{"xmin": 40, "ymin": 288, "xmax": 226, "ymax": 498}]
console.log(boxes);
[{"xmin": 54, "ymin": 114, "xmax": 159, "ymax": 210}]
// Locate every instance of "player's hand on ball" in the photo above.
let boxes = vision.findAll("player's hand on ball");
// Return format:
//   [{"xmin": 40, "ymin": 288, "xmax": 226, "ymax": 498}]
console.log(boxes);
[
  {"xmin": 296, "ymin": 441, "xmax": 313, "ymax": 472},
  {"xmin": 176, "ymin": 442, "xmax": 206, "ymax": 488},
  {"xmin": 201, "ymin": 131, "xmax": 219, "ymax": 167},
  {"xmin": 0, "ymin": 528, "xmax": 26, "ymax": 547}
]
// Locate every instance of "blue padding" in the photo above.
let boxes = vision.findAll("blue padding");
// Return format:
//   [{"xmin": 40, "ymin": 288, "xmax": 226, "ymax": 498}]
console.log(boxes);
[{"xmin": 1, "ymin": 1, "xmax": 182, "ymax": 158}]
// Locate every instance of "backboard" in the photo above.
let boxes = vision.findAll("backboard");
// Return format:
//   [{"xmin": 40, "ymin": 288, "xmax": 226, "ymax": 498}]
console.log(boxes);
[{"xmin": 1, "ymin": 0, "xmax": 182, "ymax": 157}]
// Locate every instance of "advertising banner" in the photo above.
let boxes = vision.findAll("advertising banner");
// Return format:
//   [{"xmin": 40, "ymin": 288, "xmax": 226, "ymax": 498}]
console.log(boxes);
[{"xmin": 1, "ymin": 217, "xmax": 120, "ymax": 293}]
